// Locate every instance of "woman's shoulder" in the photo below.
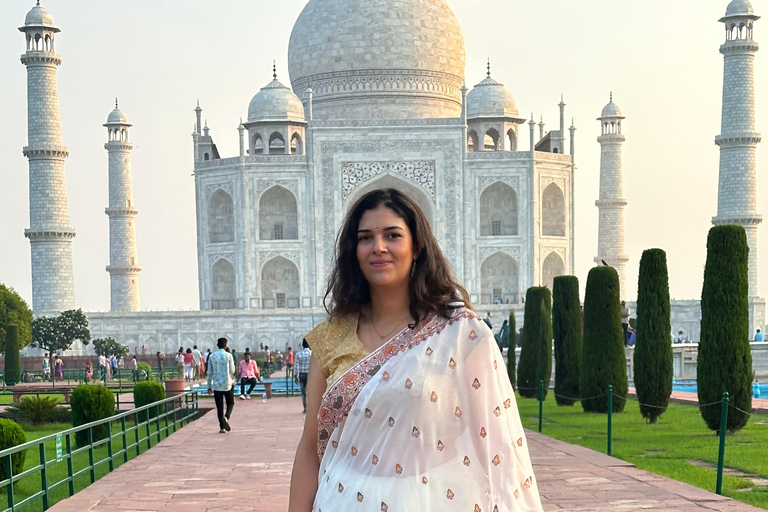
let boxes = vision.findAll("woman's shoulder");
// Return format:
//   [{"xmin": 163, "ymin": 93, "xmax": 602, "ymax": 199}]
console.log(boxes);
[{"xmin": 305, "ymin": 314, "xmax": 357, "ymax": 349}]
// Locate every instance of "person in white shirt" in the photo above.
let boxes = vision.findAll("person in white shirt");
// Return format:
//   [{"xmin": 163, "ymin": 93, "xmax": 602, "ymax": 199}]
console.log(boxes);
[
  {"xmin": 192, "ymin": 345, "xmax": 202, "ymax": 380},
  {"xmin": 207, "ymin": 338, "xmax": 236, "ymax": 433}
]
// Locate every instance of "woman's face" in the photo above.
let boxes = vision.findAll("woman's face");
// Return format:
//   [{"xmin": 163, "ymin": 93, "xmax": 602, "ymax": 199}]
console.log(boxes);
[{"xmin": 356, "ymin": 206, "xmax": 415, "ymax": 292}]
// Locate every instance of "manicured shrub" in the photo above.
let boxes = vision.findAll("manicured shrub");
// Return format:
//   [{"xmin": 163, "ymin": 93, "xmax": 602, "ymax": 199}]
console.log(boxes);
[
  {"xmin": 580, "ymin": 266, "xmax": 628, "ymax": 413},
  {"xmin": 133, "ymin": 381, "xmax": 166, "ymax": 420},
  {"xmin": 553, "ymin": 275, "xmax": 582, "ymax": 406},
  {"xmin": 517, "ymin": 287, "xmax": 553, "ymax": 399},
  {"xmin": 506, "ymin": 311, "xmax": 517, "ymax": 389},
  {"xmin": 633, "ymin": 249, "xmax": 673, "ymax": 423},
  {"xmin": 70, "ymin": 385, "xmax": 114, "ymax": 447},
  {"xmin": 6, "ymin": 395, "xmax": 64, "ymax": 424},
  {"xmin": 698, "ymin": 225, "xmax": 752, "ymax": 432},
  {"xmin": 3, "ymin": 324, "xmax": 20, "ymax": 386},
  {"xmin": 0, "ymin": 419, "xmax": 27, "ymax": 480}
]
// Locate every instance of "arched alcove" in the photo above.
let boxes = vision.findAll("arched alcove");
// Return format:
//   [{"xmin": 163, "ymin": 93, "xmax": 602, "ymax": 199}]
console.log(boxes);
[
  {"xmin": 507, "ymin": 129, "xmax": 517, "ymax": 151},
  {"xmin": 345, "ymin": 174, "xmax": 434, "ymax": 226},
  {"xmin": 253, "ymin": 134, "xmax": 264, "ymax": 155},
  {"xmin": 291, "ymin": 133, "xmax": 303, "ymax": 155},
  {"xmin": 480, "ymin": 182, "xmax": 518, "ymax": 236},
  {"xmin": 259, "ymin": 186, "xmax": 298, "ymax": 240},
  {"xmin": 211, "ymin": 258, "xmax": 236, "ymax": 309},
  {"xmin": 261, "ymin": 256, "xmax": 300, "ymax": 309},
  {"xmin": 208, "ymin": 189, "xmax": 235, "ymax": 243},
  {"xmin": 480, "ymin": 252, "xmax": 519, "ymax": 305},
  {"xmin": 269, "ymin": 132, "xmax": 285, "ymax": 154},
  {"xmin": 485, "ymin": 128, "xmax": 500, "ymax": 151},
  {"xmin": 467, "ymin": 130, "xmax": 479, "ymax": 152},
  {"xmin": 542, "ymin": 252, "xmax": 565, "ymax": 291},
  {"xmin": 542, "ymin": 183, "xmax": 565, "ymax": 236}
]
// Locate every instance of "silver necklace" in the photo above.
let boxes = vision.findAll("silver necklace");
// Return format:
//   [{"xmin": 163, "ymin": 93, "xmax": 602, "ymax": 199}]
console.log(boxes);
[{"xmin": 370, "ymin": 311, "xmax": 411, "ymax": 340}]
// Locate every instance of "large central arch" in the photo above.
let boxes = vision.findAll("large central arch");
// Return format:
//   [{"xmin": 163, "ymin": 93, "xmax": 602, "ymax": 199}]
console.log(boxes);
[
  {"xmin": 344, "ymin": 174, "xmax": 434, "ymax": 225},
  {"xmin": 480, "ymin": 252, "xmax": 519, "ymax": 305}
]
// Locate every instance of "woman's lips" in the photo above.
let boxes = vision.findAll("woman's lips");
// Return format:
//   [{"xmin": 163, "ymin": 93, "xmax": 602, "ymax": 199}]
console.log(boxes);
[{"xmin": 371, "ymin": 260, "xmax": 392, "ymax": 267}]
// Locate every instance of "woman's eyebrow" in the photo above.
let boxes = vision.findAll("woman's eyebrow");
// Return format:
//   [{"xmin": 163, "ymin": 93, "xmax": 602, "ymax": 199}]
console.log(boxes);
[{"xmin": 357, "ymin": 226, "xmax": 403, "ymax": 233}]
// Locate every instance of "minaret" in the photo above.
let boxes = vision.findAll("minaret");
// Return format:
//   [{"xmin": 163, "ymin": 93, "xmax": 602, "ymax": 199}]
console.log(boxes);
[
  {"xmin": 714, "ymin": 1, "xmax": 762, "ymax": 302},
  {"xmin": 104, "ymin": 100, "xmax": 141, "ymax": 311},
  {"xmin": 595, "ymin": 94, "xmax": 629, "ymax": 295},
  {"xmin": 19, "ymin": 2, "xmax": 76, "ymax": 315}
]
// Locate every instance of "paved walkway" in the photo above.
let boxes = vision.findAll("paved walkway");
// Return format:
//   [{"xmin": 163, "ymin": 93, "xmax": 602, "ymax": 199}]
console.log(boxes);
[
  {"xmin": 628, "ymin": 387, "xmax": 768, "ymax": 414},
  {"xmin": 48, "ymin": 396, "xmax": 763, "ymax": 512}
]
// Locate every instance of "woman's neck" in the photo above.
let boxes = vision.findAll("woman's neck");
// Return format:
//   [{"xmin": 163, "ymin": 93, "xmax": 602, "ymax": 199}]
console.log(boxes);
[{"xmin": 368, "ymin": 284, "xmax": 410, "ymax": 321}]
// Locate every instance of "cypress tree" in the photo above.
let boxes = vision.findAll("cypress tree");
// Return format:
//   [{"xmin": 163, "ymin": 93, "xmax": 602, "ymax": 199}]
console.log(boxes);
[
  {"xmin": 553, "ymin": 275, "xmax": 581, "ymax": 406},
  {"xmin": 506, "ymin": 311, "xmax": 517, "ymax": 389},
  {"xmin": 698, "ymin": 225, "xmax": 752, "ymax": 432},
  {"xmin": 633, "ymin": 249, "xmax": 673, "ymax": 423},
  {"xmin": 517, "ymin": 287, "xmax": 552, "ymax": 399},
  {"xmin": 580, "ymin": 266, "xmax": 628, "ymax": 413},
  {"xmin": 3, "ymin": 324, "xmax": 20, "ymax": 386}
]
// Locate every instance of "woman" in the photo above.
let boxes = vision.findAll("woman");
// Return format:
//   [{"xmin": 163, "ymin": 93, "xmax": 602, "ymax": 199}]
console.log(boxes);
[
  {"xmin": 175, "ymin": 349, "xmax": 185, "ymax": 379},
  {"xmin": 184, "ymin": 348, "xmax": 194, "ymax": 381},
  {"xmin": 289, "ymin": 189, "xmax": 542, "ymax": 511},
  {"xmin": 498, "ymin": 319, "xmax": 510, "ymax": 349},
  {"xmin": 54, "ymin": 356, "xmax": 64, "ymax": 381},
  {"xmin": 85, "ymin": 360, "xmax": 93, "ymax": 383}
]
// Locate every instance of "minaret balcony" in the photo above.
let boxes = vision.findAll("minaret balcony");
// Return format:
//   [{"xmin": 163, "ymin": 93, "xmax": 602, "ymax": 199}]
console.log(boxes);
[
  {"xmin": 712, "ymin": 214, "xmax": 763, "ymax": 226},
  {"xmin": 106, "ymin": 265, "xmax": 142, "ymax": 275},
  {"xmin": 23, "ymin": 146, "xmax": 68, "ymax": 158},
  {"xmin": 24, "ymin": 228, "xmax": 76, "ymax": 240},
  {"xmin": 104, "ymin": 141, "xmax": 134, "ymax": 151},
  {"xmin": 720, "ymin": 40, "xmax": 760, "ymax": 55},
  {"xmin": 596, "ymin": 133, "xmax": 626, "ymax": 143},
  {"xmin": 715, "ymin": 132, "xmax": 762, "ymax": 146},
  {"xmin": 595, "ymin": 198, "xmax": 628, "ymax": 208},
  {"xmin": 20, "ymin": 52, "xmax": 62, "ymax": 66},
  {"xmin": 105, "ymin": 207, "xmax": 139, "ymax": 216}
]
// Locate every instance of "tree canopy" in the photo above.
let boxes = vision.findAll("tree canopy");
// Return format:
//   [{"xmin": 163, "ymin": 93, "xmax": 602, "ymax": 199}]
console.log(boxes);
[
  {"xmin": 92, "ymin": 337, "xmax": 130, "ymax": 360},
  {"xmin": 0, "ymin": 283, "xmax": 33, "ymax": 354},
  {"xmin": 31, "ymin": 309, "xmax": 91, "ymax": 356}
]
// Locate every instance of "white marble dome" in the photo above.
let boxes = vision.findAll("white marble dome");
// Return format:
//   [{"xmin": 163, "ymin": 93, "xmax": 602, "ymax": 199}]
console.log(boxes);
[
  {"xmin": 725, "ymin": 0, "xmax": 754, "ymax": 16},
  {"xmin": 467, "ymin": 75, "xmax": 519, "ymax": 119},
  {"xmin": 106, "ymin": 106, "xmax": 129, "ymax": 125},
  {"xmin": 247, "ymin": 78, "xmax": 306, "ymax": 124},
  {"xmin": 23, "ymin": 4, "xmax": 59, "ymax": 31},
  {"xmin": 600, "ymin": 99, "xmax": 623, "ymax": 118},
  {"xmin": 287, "ymin": 0, "xmax": 466, "ymax": 120}
]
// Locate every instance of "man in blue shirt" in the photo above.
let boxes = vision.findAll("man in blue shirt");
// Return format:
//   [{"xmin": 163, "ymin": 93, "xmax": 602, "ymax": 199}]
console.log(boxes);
[
  {"xmin": 756, "ymin": 329, "xmax": 765, "ymax": 342},
  {"xmin": 294, "ymin": 339, "xmax": 312, "ymax": 414},
  {"xmin": 207, "ymin": 337, "xmax": 236, "ymax": 433}
]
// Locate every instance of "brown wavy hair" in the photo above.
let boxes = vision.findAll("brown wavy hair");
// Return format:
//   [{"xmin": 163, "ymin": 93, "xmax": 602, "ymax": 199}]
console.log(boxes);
[{"xmin": 324, "ymin": 188, "xmax": 470, "ymax": 324}]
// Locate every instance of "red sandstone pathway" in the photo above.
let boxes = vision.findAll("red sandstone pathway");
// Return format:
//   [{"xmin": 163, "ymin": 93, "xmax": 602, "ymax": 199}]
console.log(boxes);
[{"xmin": 48, "ymin": 396, "xmax": 763, "ymax": 512}]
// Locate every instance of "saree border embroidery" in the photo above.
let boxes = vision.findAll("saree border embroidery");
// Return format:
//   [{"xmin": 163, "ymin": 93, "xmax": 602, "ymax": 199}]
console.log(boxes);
[{"xmin": 316, "ymin": 307, "xmax": 478, "ymax": 458}]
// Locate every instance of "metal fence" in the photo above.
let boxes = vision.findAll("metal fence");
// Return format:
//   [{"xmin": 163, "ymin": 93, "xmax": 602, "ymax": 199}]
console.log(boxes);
[{"xmin": 0, "ymin": 391, "xmax": 200, "ymax": 511}]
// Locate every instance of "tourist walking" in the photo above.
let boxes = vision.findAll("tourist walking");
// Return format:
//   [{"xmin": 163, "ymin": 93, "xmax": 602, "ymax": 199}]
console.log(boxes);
[
  {"xmin": 175, "ymin": 349, "xmax": 185, "ymax": 379},
  {"xmin": 54, "ymin": 356, "xmax": 64, "ymax": 381},
  {"xmin": 621, "ymin": 300, "xmax": 631, "ymax": 346},
  {"xmin": 238, "ymin": 352, "xmax": 261, "ymax": 400},
  {"xmin": 207, "ymin": 337, "xmax": 236, "ymax": 433},
  {"xmin": 286, "ymin": 347, "xmax": 295, "ymax": 378},
  {"xmin": 156, "ymin": 351, "xmax": 165, "ymax": 379},
  {"xmin": 99, "ymin": 352, "xmax": 107, "ymax": 382},
  {"xmin": 497, "ymin": 319, "xmax": 509, "ymax": 349},
  {"xmin": 42, "ymin": 353, "xmax": 51, "ymax": 381},
  {"xmin": 109, "ymin": 353, "xmax": 118, "ymax": 380},
  {"xmin": 288, "ymin": 188, "xmax": 542, "ymax": 511},
  {"xmin": 192, "ymin": 345, "xmax": 202, "ymax": 380},
  {"xmin": 184, "ymin": 348, "xmax": 194, "ymax": 381},
  {"xmin": 294, "ymin": 339, "xmax": 311, "ymax": 413}
]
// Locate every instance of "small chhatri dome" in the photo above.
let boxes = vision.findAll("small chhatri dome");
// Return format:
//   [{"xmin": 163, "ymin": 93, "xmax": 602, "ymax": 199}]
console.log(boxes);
[
  {"xmin": 725, "ymin": 0, "xmax": 754, "ymax": 16},
  {"xmin": 466, "ymin": 65, "xmax": 519, "ymax": 119},
  {"xmin": 22, "ymin": 2, "xmax": 59, "ymax": 32},
  {"xmin": 599, "ymin": 93, "xmax": 624, "ymax": 118},
  {"xmin": 247, "ymin": 69, "xmax": 306, "ymax": 124},
  {"xmin": 105, "ymin": 99, "xmax": 131, "ymax": 126}
]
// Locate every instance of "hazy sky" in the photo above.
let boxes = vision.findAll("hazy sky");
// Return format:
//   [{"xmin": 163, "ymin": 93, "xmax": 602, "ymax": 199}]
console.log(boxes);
[{"xmin": 0, "ymin": 0, "xmax": 765, "ymax": 312}]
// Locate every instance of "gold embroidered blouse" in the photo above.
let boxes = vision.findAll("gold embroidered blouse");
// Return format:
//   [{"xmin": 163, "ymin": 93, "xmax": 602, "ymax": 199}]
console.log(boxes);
[{"xmin": 305, "ymin": 314, "xmax": 370, "ymax": 389}]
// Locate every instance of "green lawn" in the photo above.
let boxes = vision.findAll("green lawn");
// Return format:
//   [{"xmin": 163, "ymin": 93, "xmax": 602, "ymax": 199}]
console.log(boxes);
[
  {"xmin": 516, "ymin": 394, "xmax": 768, "ymax": 509},
  {"xmin": 3, "ymin": 410, "xmax": 198, "ymax": 512},
  {"xmin": 0, "ymin": 394, "xmax": 68, "ymax": 405}
]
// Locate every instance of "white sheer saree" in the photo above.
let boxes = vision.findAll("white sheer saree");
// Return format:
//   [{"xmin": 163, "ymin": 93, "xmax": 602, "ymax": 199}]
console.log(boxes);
[{"xmin": 314, "ymin": 308, "xmax": 543, "ymax": 512}]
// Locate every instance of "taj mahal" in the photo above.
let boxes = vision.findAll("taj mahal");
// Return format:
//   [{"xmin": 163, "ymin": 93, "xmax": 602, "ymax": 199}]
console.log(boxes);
[{"xmin": 13, "ymin": 0, "xmax": 765, "ymax": 354}]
